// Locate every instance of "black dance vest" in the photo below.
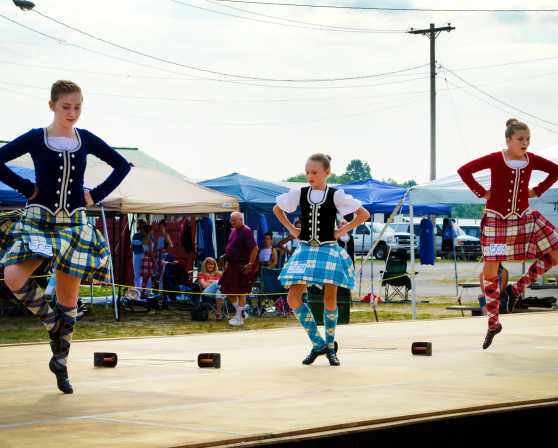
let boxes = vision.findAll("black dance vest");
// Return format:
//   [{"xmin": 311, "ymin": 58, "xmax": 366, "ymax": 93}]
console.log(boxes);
[{"xmin": 299, "ymin": 186, "xmax": 338, "ymax": 246}]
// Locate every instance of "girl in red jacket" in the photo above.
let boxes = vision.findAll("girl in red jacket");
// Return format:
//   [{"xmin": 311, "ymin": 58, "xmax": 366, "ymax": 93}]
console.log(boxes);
[{"xmin": 458, "ymin": 118, "xmax": 558, "ymax": 349}]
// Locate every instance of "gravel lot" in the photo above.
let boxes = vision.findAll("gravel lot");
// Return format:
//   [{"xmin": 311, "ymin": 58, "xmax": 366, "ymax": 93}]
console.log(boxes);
[{"xmin": 354, "ymin": 259, "xmax": 558, "ymax": 304}]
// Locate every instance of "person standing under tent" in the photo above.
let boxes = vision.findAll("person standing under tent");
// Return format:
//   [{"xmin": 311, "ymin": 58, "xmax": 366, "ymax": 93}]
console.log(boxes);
[
  {"xmin": 141, "ymin": 224, "xmax": 155, "ymax": 297},
  {"xmin": 0, "ymin": 80, "xmax": 130, "ymax": 393},
  {"xmin": 458, "ymin": 118, "xmax": 558, "ymax": 349},
  {"xmin": 273, "ymin": 153, "xmax": 369, "ymax": 366},
  {"xmin": 219, "ymin": 212, "xmax": 258, "ymax": 326},
  {"xmin": 131, "ymin": 220, "xmax": 145, "ymax": 288}
]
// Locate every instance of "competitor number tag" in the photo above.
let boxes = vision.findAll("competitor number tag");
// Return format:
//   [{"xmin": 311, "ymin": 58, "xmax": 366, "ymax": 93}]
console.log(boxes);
[
  {"xmin": 488, "ymin": 244, "xmax": 507, "ymax": 256},
  {"xmin": 28, "ymin": 235, "xmax": 53, "ymax": 257},
  {"xmin": 287, "ymin": 262, "xmax": 307, "ymax": 274}
]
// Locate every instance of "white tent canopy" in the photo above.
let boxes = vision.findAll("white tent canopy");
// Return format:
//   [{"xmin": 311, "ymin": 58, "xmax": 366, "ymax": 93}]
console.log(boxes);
[
  {"xmin": 411, "ymin": 145, "xmax": 558, "ymax": 205},
  {"xmin": 85, "ymin": 165, "xmax": 239, "ymax": 214}
]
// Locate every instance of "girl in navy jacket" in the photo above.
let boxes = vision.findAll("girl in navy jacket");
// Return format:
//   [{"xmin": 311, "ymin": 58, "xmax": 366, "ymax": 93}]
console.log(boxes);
[{"xmin": 0, "ymin": 80, "xmax": 130, "ymax": 393}]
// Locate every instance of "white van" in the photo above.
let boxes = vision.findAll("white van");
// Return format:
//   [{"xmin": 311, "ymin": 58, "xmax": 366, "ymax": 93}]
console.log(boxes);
[{"xmin": 353, "ymin": 222, "xmax": 400, "ymax": 259}]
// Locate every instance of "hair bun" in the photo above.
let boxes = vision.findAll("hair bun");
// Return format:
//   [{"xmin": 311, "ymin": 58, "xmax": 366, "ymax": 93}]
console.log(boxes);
[
  {"xmin": 506, "ymin": 118, "xmax": 519, "ymax": 127},
  {"xmin": 326, "ymin": 155, "xmax": 332, "ymax": 161}
]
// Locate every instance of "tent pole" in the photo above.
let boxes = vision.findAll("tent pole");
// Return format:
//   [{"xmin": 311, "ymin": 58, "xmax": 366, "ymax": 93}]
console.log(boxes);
[
  {"xmin": 409, "ymin": 190, "xmax": 417, "ymax": 320},
  {"xmin": 370, "ymin": 215, "xmax": 373, "ymax": 303},
  {"xmin": 100, "ymin": 206, "xmax": 119, "ymax": 322},
  {"xmin": 452, "ymin": 220, "xmax": 459, "ymax": 299}
]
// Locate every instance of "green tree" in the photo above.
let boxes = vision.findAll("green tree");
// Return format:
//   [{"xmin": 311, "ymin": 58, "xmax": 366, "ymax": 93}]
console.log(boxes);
[
  {"xmin": 344, "ymin": 159, "xmax": 371, "ymax": 182},
  {"xmin": 285, "ymin": 174, "xmax": 308, "ymax": 182},
  {"xmin": 382, "ymin": 178, "xmax": 417, "ymax": 188}
]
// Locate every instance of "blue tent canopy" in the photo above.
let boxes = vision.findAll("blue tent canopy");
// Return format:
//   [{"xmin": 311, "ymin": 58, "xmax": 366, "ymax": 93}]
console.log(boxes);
[
  {"xmin": 200, "ymin": 173, "xmax": 288, "ymax": 214},
  {"xmin": 339, "ymin": 179, "xmax": 451, "ymax": 216},
  {"xmin": 200, "ymin": 173, "xmax": 292, "ymax": 237},
  {"xmin": 0, "ymin": 165, "xmax": 35, "ymax": 206}
]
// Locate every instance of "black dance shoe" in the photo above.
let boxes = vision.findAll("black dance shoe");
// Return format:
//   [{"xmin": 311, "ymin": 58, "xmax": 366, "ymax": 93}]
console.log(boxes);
[
  {"xmin": 326, "ymin": 350, "xmax": 341, "ymax": 366},
  {"xmin": 505, "ymin": 285, "xmax": 521, "ymax": 313},
  {"xmin": 302, "ymin": 345, "xmax": 328, "ymax": 365},
  {"xmin": 49, "ymin": 358, "xmax": 73, "ymax": 394},
  {"xmin": 482, "ymin": 323, "xmax": 502, "ymax": 350},
  {"xmin": 302, "ymin": 341, "xmax": 338, "ymax": 365}
]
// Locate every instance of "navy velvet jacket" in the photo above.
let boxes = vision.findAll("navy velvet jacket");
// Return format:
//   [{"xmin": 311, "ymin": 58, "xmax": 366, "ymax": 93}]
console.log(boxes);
[{"xmin": 0, "ymin": 128, "xmax": 131, "ymax": 215}]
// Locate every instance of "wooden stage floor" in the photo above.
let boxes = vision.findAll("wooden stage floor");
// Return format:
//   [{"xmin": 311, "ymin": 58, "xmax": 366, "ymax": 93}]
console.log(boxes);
[{"xmin": 1, "ymin": 312, "xmax": 557, "ymax": 448}]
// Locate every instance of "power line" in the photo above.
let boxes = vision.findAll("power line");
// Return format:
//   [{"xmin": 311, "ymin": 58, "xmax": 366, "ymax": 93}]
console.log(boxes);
[
  {"xmin": 0, "ymin": 77, "xmax": 431, "ymax": 104},
  {"xmin": 442, "ymin": 65, "xmax": 558, "ymax": 128},
  {"xmin": 30, "ymin": 8, "xmax": 419, "ymax": 82},
  {"xmin": 170, "ymin": 0, "xmax": 405, "ymax": 33},
  {"xmin": 0, "ymin": 13, "xmax": 426, "ymax": 90},
  {"xmin": 442, "ymin": 78, "xmax": 558, "ymax": 137},
  {"xmin": 451, "ymin": 55, "xmax": 558, "ymax": 72},
  {"xmin": 213, "ymin": 1, "xmax": 558, "ymax": 13}
]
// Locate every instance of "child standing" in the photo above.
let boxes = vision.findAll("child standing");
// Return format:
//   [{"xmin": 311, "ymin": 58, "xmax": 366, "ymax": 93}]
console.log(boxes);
[
  {"xmin": 273, "ymin": 154, "xmax": 369, "ymax": 366},
  {"xmin": 0, "ymin": 80, "xmax": 130, "ymax": 393},
  {"xmin": 458, "ymin": 118, "xmax": 558, "ymax": 349}
]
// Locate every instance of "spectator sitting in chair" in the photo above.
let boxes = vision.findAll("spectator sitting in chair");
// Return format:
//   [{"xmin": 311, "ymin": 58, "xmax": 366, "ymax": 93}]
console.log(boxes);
[
  {"xmin": 198, "ymin": 257, "xmax": 224, "ymax": 321},
  {"xmin": 259, "ymin": 232, "xmax": 278, "ymax": 269}
]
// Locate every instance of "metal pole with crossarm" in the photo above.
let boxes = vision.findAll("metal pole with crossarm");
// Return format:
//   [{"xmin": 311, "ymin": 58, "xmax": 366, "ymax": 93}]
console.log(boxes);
[{"xmin": 409, "ymin": 23, "xmax": 456, "ymax": 181}]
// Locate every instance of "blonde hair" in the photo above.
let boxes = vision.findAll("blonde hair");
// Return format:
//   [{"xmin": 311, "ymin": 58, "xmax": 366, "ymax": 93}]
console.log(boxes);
[
  {"xmin": 51, "ymin": 80, "xmax": 82, "ymax": 103},
  {"xmin": 505, "ymin": 118, "xmax": 529, "ymax": 139},
  {"xmin": 201, "ymin": 257, "xmax": 221, "ymax": 275},
  {"xmin": 308, "ymin": 153, "xmax": 332, "ymax": 171}
]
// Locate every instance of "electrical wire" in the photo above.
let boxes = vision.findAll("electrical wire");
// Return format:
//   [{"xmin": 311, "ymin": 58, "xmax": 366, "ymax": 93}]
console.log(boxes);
[
  {"xmin": 443, "ymin": 77, "xmax": 558, "ymax": 136},
  {"xmin": 442, "ymin": 65, "xmax": 558, "ymax": 128},
  {"xmin": 31, "ymin": 8, "xmax": 420, "ymax": 82},
  {"xmin": 213, "ymin": 1, "xmax": 558, "ymax": 13},
  {"xmin": 0, "ymin": 13, "xmax": 427, "ymax": 90},
  {"xmin": 171, "ymin": 0, "xmax": 406, "ymax": 33}
]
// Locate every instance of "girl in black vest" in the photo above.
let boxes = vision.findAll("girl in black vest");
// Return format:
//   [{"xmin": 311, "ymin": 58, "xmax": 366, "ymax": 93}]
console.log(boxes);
[
  {"xmin": 0, "ymin": 80, "xmax": 130, "ymax": 393},
  {"xmin": 274, "ymin": 154, "xmax": 369, "ymax": 366}
]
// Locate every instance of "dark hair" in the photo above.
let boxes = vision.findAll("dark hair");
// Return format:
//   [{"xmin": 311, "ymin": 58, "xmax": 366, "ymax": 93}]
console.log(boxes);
[
  {"xmin": 505, "ymin": 118, "xmax": 529, "ymax": 139},
  {"xmin": 264, "ymin": 231, "xmax": 273, "ymax": 239},
  {"xmin": 308, "ymin": 153, "xmax": 332, "ymax": 171},
  {"xmin": 51, "ymin": 80, "xmax": 82, "ymax": 102},
  {"xmin": 159, "ymin": 220, "xmax": 167, "ymax": 227}
]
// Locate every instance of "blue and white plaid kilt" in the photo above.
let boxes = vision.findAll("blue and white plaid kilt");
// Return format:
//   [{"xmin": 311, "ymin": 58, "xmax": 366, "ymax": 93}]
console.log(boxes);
[
  {"xmin": 278, "ymin": 242, "xmax": 355, "ymax": 289},
  {"xmin": 0, "ymin": 207, "xmax": 110, "ymax": 282}
]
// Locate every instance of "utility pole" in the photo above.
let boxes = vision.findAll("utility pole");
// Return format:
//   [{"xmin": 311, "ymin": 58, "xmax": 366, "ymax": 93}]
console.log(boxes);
[{"xmin": 409, "ymin": 23, "xmax": 455, "ymax": 181}]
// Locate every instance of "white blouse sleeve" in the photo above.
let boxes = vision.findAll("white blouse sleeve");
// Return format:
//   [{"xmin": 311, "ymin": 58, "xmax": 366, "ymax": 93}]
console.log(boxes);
[
  {"xmin": 334, "ymin": 189, "xmax": 362, "ymax": 216},
  {"xmin": 276, "ymin": 188, "xmax": 301, "ymax": 213}
]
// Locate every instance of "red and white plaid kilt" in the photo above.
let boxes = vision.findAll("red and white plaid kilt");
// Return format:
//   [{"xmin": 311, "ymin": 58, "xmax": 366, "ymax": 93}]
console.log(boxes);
[
  {"xmin": 481, "ymin": 210, "xmax": 558, "ymax": 261},
  {"xmin": 141, "ymin": 255, "xmax": 154, "ymax": 279}
]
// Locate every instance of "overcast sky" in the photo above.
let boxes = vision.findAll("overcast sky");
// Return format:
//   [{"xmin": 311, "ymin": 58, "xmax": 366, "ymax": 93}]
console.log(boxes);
[{"xmin": 1, "ymin": 0, "xmax": 557, "ymax": 184}]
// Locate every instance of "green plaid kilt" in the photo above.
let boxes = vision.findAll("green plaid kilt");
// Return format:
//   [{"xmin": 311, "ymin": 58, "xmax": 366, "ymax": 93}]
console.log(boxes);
[{"xmin": 0, "ymin": 207, "xmax": 110, "ymax": 282}]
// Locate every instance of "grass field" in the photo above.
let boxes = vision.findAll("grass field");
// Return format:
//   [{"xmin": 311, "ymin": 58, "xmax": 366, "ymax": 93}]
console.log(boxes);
[{"xmin": 0, "ymin": 300, "xmax": 464, "ymax": 345}]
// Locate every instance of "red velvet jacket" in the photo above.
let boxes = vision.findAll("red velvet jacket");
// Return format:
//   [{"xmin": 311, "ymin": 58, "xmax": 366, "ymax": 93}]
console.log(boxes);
[{"xmin": 457, "ymin": 151, "xmax": 558, "ymax": 218}]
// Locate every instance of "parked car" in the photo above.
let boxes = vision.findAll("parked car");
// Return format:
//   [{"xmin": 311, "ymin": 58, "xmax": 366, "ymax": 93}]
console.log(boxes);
[
  {"xmin": 353, "ymin": 222, "xmax": 397, "ymax": 259},
  {"xmin": 390, "ymin": 219, "xmax": 481, "ymax": 261},
  {"xmin": 389, "ymin": 223, "xmax": 420, "ymax": 258},
  {"xmin": 435, "ymin": 222, "xmax": 481, "ymax": 260}
]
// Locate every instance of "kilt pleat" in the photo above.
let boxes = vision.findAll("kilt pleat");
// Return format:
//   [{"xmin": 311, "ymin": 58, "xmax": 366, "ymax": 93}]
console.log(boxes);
[
  {"xmin": 279, "ymin": 242, "xmax": 355, "ymax": 289},
  {"xmin": 0, "ymin": 207, "xmax": 110, "ymax": 282},
  {"xmin": 481, "ymin": 209, "xmax": 558, "ymax": 261}
]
